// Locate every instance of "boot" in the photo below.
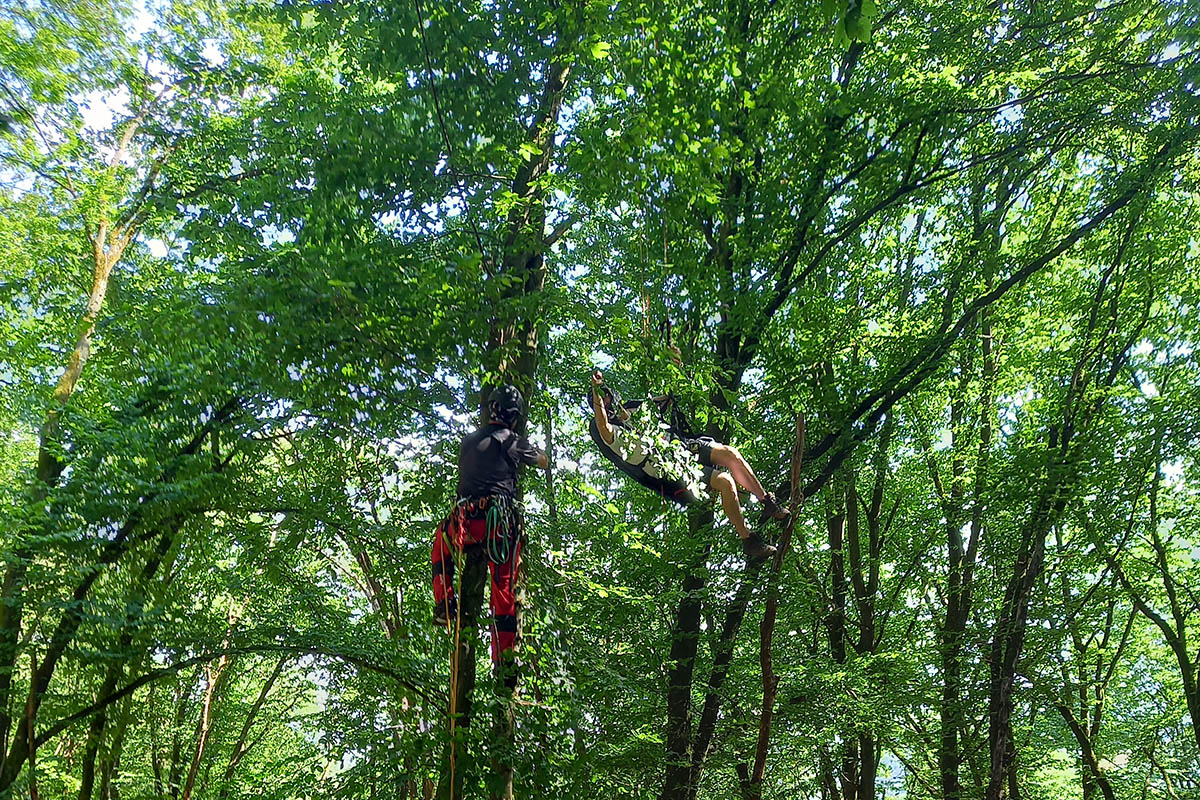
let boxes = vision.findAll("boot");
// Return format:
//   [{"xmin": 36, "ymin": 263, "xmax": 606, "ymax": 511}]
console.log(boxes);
[
  {"xmin": 741, "ymin": 532, "xmax": 778, "ymax": 563},
  {"xmin": 758, "ymin": 492, "xmax": 791, "ymax": 525},
  {"xmin": 433, "ymin": 598, "xmax": 456, "ymax": 627}
]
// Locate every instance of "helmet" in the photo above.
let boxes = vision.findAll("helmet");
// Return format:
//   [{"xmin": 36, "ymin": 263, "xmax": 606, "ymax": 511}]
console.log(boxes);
[
  {"xmin": 600, "ymin": 385, "xmax": 623, "ymax": 412},
  {"xmin": 488, "ymin": 384, "xmax": 524, "ymax": 427}
]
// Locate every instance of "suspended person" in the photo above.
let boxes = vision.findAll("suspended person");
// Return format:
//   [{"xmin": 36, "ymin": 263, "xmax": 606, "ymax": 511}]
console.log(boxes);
[
  {"xmin": 589, "ymin": 370, "xmax": 786, "ymax": 562},
  {"xmin": 430, "ymin": 384, "xmax": 548, "ymax": 688}
]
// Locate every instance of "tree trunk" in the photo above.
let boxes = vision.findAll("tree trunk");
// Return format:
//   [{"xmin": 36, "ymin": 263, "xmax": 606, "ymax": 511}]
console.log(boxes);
[
  {"xmin": 986, "ymin": 484, "xmax": 1059, "ymax": 800},
  {"xmin": 825, "ymin": 498, "xmax": 862, "ymax": 800},
  {"xmin": 685, "ymin": 562, "xmax": 763, "ymax": 800},
  {"xmin": 167, "ymin": 674, "xmax": 192, "ymax": 798},
  {"xmin": 26, "ymin": 654, "xmax": 38, "ymax": 800},
  {"xmin": 78, "ymin": 530, "xmax": 174, "ymax": 800},
  {"xmin": 659, "ymin": 514, "xmax": 713, "ymax": 800},
  {"xmin": 436, "ymin": 635, "xmax": 476, "ymax": 800},
  {"xmin": 439, "ymin": 18, "xmax": 578, "ymax": 793},
  {"xmin": 939, "ymin": 298, "xmax": 993, "ymax": 800},
  {"xmin": 489, "ymin": 683, "xmax": 516, "ymax": 800},
  {"xmin": 1054, "ymin": 701, "xmax": 1116, "ymax": 800},
  {"xmin": 181, "ymin": 614, "xmax": 239, "ymax": 800},
  {"xmin": 0, "ymin": 400, "xmax": 233, "ymax": 794},
  {"xmin": 98, "ymin": 692, "xmax": 134, "ymax": 800},
  {"xmin": 743, "ymin": 418, "xmax": 806, "ymax": 799},
  {"xmin": 986, "ymin": 201, "xmax": 1148, "ymax": 798},
  {"xmin": 0, "ymin": 116, "xmax": 143, "ymax": 739}
]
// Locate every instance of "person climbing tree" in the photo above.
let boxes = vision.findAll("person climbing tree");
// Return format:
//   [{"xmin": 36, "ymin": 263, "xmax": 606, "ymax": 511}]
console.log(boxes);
[
  {"xmin": 589, "ymin": 370, "xmax": 785, "ymax": 561},
  {"xmin": 430, "ymin": 384, "xmax": 548, "ymax": 686}
]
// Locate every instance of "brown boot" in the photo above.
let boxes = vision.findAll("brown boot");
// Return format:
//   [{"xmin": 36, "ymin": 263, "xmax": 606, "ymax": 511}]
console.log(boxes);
[
  {"xmin": 741, "ymin": 532, "xmax": 778, "ymax": 563},
  {"xmin": 759, "ymin": 493, "xmax": 790, "ymax": 525}
]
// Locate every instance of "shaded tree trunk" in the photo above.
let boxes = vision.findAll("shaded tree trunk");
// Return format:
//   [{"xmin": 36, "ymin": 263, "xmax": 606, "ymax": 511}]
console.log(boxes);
[
  {"xmin": 935, "ymin": 175, "xmax": 999, "ymax": 800},
  {"xmin": 659, "ymin": 513, "xmax": 714, "ymax": 800},
  {"xmin": 0, "ymin": 113, "xmax": 150, "ymax": 747},
  {"xmin": 98, "ymin": 691, "xmax": 134, "ymax": 800},
  {"xmin": 181, "ymin": 614, "xmax": 240, "ymax": 800},
  {"xmin": 167, "ymin": 674, "xmax": 193, "ymax": 798},
  {"xmin": 654, "ymin": 13, "xmax": 1198, "ymax": 800},
  {"xmin": 741, "ymin": 417, "xmax": 806, "ymax": 800},
  {"xmin": 0, "ymin": 400, "xmax": 236, "ymax": 794},
  {"xmin": 431, "ymin": 6, "xmax": 580, "ymax": 791},
  {"xmin": 1101, "ymin": 428, "xmax": 1200, "ymax": 757},
  {"xmin": 985, "ymin": 229, "xmax": 1147, "ymax": 799},
  {"xmin": 78, "ymin": 528, "xmax": 176, "ymax": 800}
]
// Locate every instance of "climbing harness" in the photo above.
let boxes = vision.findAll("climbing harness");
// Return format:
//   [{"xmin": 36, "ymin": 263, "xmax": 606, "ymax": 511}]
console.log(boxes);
[{"xmin": 458, "ymin": 494, "xmax": 522, "ymax": 566}]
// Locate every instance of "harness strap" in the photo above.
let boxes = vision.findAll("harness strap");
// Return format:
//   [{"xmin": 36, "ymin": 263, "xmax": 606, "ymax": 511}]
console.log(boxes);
[{"xmin": 455, "ymin": 494, "xmax": 522, "ymax": 564}]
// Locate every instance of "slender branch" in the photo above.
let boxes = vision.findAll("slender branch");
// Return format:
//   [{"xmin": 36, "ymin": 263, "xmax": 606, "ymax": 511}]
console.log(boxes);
[
  {"xmin": 544, "ymin": 213, "xmax": 579, "ymax": 246},
  {"xmin": 36, "ymin": 642, "xmax": 441, "ymax": 748}
]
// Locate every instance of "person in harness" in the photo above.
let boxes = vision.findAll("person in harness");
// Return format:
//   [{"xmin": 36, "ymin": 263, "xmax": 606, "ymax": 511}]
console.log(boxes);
[
  {"xmin": 589, "ymin": 370, "xmax": 786, "ymax": 561},
  {"xmin": 430, "ymin": 384, "xmax": 548, "ymax": 686}
]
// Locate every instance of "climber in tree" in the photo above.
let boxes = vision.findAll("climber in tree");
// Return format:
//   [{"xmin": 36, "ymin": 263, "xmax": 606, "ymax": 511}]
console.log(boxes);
[
  {"xmin": 589, "ymin": 369, "xmax": 785, "ymax": 561},
  {"xmin": 431, "ymin": 384, "xmax": 548, "ymax": 687}
]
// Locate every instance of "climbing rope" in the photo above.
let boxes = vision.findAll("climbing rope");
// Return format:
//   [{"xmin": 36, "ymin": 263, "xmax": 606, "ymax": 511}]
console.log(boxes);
[{"xmin": 482, "ymin": 494, "xmax": 520, "ymax": 565}]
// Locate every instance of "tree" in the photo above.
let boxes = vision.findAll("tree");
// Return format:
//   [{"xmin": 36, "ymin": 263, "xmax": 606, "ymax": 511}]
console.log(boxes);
[{"xmin": 2, "ymin": 1, "xmax": 1199, "ymax": 798}]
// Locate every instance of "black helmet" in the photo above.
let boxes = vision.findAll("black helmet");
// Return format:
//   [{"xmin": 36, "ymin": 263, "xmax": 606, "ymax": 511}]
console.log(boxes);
[
  {"xmin": 599, "ymin": 385, "xmax": 622, "ymax": 413},
  {"xmin": 488, "ymin": 384, "xmax": 524, "ymax": 427}
]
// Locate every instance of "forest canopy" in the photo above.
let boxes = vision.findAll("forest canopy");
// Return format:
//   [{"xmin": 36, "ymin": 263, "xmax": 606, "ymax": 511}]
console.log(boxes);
[{"xmin": 2, "ymin": 0, "xmax": 1199, "ymax": 799}]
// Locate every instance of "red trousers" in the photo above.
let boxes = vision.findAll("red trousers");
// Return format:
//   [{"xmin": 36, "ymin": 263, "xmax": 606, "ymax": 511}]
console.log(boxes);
[{"xmin": 431, "ymin": 514, "xmax": 522, "ymax": 664}]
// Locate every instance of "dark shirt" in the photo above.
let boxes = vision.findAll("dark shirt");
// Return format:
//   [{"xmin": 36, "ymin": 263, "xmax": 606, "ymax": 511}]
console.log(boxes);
[{"xmin": 456, "ymin": 423, "xmax": 540, "ymax": 499}]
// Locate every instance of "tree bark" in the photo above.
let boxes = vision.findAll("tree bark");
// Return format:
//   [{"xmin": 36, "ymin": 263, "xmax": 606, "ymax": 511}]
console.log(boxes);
[
  {"xmin": 1102, "ymin": 457, "xmax": 1200, "ymax": 756},
  {"xmin": 26, "ymin": 654, "xmax": 38, "ymax": 800},
  {"xmin": 0, "ymin": 401, "xmax": 236, "ymax": 793},
  {"xmin": 167, "ymin": 674, "xmax": 192, "ymax": 798},
  {"xmin": 939, "ymin": 190, "xmax": 997, "ymax": 800},
  {"xmin": 1053, "ymin": 700, "xmax": 1116, "ymax": 800},
  {"xmin": 659, "ymin": 516, "xmax": 713, "ymax": 800},
  {"xmin": 685, "ymin": 561, "xmax": 763, "ymax": 800},
  {"xmin": 181, "ymin": 612, "xmax": 240, "ymax": 800},
  {"xmin": 0, "ymin": 110, "xmax": 148, "ymax": 741},
  {"xmin": 985, "ymin": 246, "xmax": 1146, "ymax": 799},
  {"xmin": 436, "ymin": 636, "xmax": 476, "ymax": 800},
  {"xmin": 98, "ymin": 691, "xmax": 134, "ymax": 800},
  {"xmin": 743, "ymin": 417, "xmax": 806, "ymax": 800},
  {"xmin": 436, "ymin": 13, "xmax": 578, "ymax": 793},
  {"xmin": 78, "ymin": 529, "xmax": 175, "ymax": 800}
]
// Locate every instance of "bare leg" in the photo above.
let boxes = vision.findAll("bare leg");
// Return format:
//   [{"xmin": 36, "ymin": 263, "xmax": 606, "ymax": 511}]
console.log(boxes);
[
  {"xmin": 709, "ymin": 471, "xmax": 751, "ymax": 540},
  {"xmin": 707, "ymin": 443, "xmax": 767, "ymax": 499},
  {"xmin": 710, "ymin": 471, "xmax": 778, "ymax": 561}
]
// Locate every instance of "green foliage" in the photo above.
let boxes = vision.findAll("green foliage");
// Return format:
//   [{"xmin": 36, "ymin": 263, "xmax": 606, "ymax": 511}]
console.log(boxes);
[{"xmin": 1, "ymin": 1, "xmax": 1199, "ymax": 799}]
